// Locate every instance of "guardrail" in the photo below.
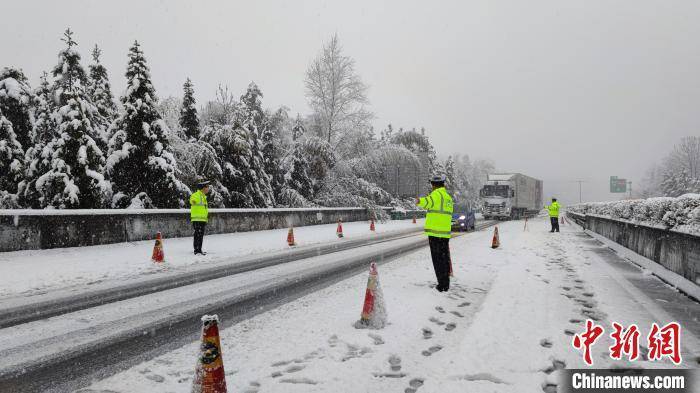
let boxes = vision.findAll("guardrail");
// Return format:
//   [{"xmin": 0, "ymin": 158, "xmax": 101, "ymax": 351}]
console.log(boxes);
[{"xmin": 0, "ymin": 207, "xmax": 394, "ymax": 252}]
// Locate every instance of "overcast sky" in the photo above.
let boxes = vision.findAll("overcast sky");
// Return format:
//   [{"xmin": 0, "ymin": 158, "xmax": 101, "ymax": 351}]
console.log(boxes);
[{"xmin": 3, "ymin": 1, "xmax": 700, "ymax": 204}]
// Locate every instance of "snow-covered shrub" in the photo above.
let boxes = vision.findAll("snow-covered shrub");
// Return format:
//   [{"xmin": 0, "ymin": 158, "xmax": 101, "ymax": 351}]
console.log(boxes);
[
  {"xmin": 570, "ymin": 194, "xmax": 700, "ymax": 233},
  {"xmin": 126, "ymin": 192, "xmax": 154, "ymax": 209},
  {"xmin": 0, "ymin": 190, "xmax": 20, "ymax": 209}
]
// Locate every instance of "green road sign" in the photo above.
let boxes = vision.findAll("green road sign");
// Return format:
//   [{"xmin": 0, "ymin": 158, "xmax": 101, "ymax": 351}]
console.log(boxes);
[{"xmin": 610, "ymin": 176, "xmax": 627, "ymax": 193}]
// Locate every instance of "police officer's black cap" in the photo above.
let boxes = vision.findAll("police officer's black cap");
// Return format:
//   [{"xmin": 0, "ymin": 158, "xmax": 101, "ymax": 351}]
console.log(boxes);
[
  {"xmin": 197, "ymin": 180, "xmax": 211, "ymax": 189},
  {"xmin": 430, "ymin": 174, "xmax": 446, "ymax": 184}
]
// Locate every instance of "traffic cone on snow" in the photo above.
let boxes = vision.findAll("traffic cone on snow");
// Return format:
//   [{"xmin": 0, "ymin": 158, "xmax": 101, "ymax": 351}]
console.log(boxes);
[
  {"xmin": 412, "ymin": 215, "xmax": 417, "ymax": 224},
  {"xmin": 151, "ymin": 232, "xmax": 164, "ymax": 263},
  {"xmin": 370, "ymin": 218, "xmax": 376, "ymax": 232},
  {"xmin": 192, "ymin": 315, "xmax": 227, "ymax": 393},
  {"xmin": 355, "ymin": 262, "xmax": 387, "ymax": 329},
  {"xmin": 491, "ymin": 227, "xmax": 500, "ymax": 249},
  {"xmin": 287, "ymin": 227, "xmax": 296, "ymax": 246},
  {"xmin": 560, "ymin": 216, "xmax": 565, "ymax": 225},
  {"xmin": 336, "ymin": 219, "xmax": 344, "ymax": 238}
]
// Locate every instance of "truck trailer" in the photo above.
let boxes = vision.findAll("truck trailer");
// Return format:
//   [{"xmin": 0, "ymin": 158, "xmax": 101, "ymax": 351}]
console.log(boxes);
[{"xmin": 480, "ymin": 173, "xmax": 543, "ymax": 220}]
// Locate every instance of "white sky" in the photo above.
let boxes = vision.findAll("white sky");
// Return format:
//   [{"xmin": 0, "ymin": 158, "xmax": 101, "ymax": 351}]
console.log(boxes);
[{"xmin": 3, "ymin": 0, "xmax": 700, "ymax": 204}]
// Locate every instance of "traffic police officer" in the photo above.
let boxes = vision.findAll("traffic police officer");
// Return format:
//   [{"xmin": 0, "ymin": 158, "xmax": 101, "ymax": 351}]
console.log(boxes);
[
  {"xmin": 190, "ymin": 181, "xmax": 211, "ymax": 255},
  {"xmin": 416, "ymin": 174, "xmax": 454, "ymax": 292},
  {"xmin": 546, "ymin": 197, "xmax": 561, "ymax": 233}
]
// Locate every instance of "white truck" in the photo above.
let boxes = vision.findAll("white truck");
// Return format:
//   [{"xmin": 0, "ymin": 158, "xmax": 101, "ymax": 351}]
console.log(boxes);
[{"xmin": 479, "ymin": 173, "xmax": 543, "ymax": 220}]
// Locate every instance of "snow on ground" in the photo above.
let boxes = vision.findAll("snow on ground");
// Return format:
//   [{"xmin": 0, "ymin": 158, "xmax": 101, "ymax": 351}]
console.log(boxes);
[
  {"xmin": 0, "ymin": 219, "xmax": 422, "ymax": 299},
  {"xmin": 83, "ymin": 217, "xmax": 697, "ymax": 393}
]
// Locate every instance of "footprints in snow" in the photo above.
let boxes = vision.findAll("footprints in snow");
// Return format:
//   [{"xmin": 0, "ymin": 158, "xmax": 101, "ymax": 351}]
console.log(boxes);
[
  {"xmin": 368, "ymin": 333, "xmax": 385, "ymax": 345},
  {"xmin": 242, "ymin": 380, "xmax": 261, "ymax": 393},
  {"xmin": 542, "ymin": 359, "xmax": 567, "ymax": 375},
  {"xmin": 421, "ymin": 345, "xmax": 443, "ymax": 357},
  {"xmin": 405, "ymin": 378, "xmax": 425, "ymax": 393},
  {"xmin": 376, "ymin": 355, "xmax": 425, "ymax": 393},
  {"xmin": 388, "ymin": 354, "xmax": 402, "ymax": 371},
  {"xmin": 539, "ymin": 338, "xmax": 553, "ymax": 348}
]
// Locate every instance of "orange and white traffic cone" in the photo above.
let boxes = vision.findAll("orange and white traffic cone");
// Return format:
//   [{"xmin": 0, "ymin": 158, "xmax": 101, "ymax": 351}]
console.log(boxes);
[
  {"xmin": 491, "ymin": 227, "xmax": 500, "ymax": 249},
  {"xmin": 336, "ymin": 219, "xmax": 344, "ymax": 238},
  {"xmin": 192, "ymin": 315, "xmax": 227, "ymax": 393},
  {"xmin": 287, "ymin": 227, "xmax": 296, "ymax": 246},
  {"xmin": 412, "ymin": 215, "xmax": 417, "ymax": 224},
  {"xmin": 370, "ymin": 219, "xmax": 376, "ymax": 232},
  {"xmin": 355, "ymin": 262, "xmax": 387, "ymax": 329},
  {"xmin": 151, "ymin": 232, "xmax": 164, "ymax": 263}
]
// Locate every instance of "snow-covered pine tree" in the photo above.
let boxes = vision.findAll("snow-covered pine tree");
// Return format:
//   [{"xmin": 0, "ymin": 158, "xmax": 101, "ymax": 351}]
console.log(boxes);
[
  {"xmin": 0, "ymin": 108, "xmax": 24, "ymax": 195},
  {"xmin": 237, "ymin": 82, "xmax": 275, "ymax": 207},
  {"xmin": 202, "ymin": 123, "xmax": 254, "ymax": 207},
  {"xmin": 87, "ymin": 45, "xmax": 118, "ymax": 148},
  {"xmin": 0, "ymin": 67, "xmax": 33, "ymax": 150},
  {"xmin": 37, "ymin": 29, "xmax": 109, "ymax": 208},
  {"xmin": 19, "ymin": 72, "xmax": 55, "ymax": 207},
  {"xmin": 291, "ymin": 114, "xmax": 305, "ymax": 141},
  {"xmin": 179, "ymin": 78, "xmax": 200, "ymax": 140},
  {"xmin": 107, "ymin": 40, "xmax": 189, "ymax": 208},
  {"xmin": 282, "ymin": 142, "xmax": 315, "ymax": 201},
  {"xmin": 262, "ymin": 107, "xmax": 289, "ymax": 197},
  {"xmin": 240, "ymin": 81, "xmax": 265, "ymax": 129},
  {"xmin": 444, "ymin": 155, "xmax": 455, "ymax": 192},
  {"xmin": 241, "ymin": 111, "xmax": 275, "ymax": 207}
]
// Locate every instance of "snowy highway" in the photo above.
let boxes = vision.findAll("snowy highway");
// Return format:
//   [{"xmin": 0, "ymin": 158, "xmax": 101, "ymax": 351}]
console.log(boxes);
[
  {"xmin": 2, "ymin": 216, "xmax": 694, "ymax": 393},
  {"xmin": 0, "ymin": 219, "xmax": 496, "ymax": 392}
]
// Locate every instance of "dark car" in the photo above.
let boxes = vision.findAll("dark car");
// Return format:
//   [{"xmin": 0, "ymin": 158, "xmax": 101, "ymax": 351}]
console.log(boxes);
[{"xmin": 452, "ymin": 211, "xmax": 476, "ymax": 232}]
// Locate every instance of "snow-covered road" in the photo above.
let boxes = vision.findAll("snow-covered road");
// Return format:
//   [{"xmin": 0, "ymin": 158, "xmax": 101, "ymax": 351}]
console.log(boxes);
[
  {"xmin": 82, "ymin": 216, "xmax": 700, "ymax": 393},
  {"xmin": 0, "ymin": 219, "xmax": 423, "ymax": 299}
]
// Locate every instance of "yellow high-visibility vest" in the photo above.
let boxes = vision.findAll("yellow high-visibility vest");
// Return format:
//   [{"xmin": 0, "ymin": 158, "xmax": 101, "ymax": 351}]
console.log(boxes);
[
  {"xmin": 546, "ymin": 201, "xmax": 560, "ymax": 218},
  {"xmin": 190, "ymin": 190, "xmax": 208, "ymax": 222},
  {"xmin": 417, "ymin": 187, "xmax": 454, "ymax": 238}
]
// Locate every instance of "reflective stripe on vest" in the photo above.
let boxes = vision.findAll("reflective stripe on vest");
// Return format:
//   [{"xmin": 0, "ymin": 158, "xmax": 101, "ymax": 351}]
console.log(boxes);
[{"xmin": 424, "ymin": 229, "xmax": 452, "ymax": 235}]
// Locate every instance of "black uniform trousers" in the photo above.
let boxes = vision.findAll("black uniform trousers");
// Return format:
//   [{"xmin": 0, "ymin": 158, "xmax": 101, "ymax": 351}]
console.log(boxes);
[
  {"xmin": 428, "ymin": 236, "xmax": 451, "ymax": 291},
  {"xmin": 193, "ymin": 221, "xmax": 206, "ymax": 253},
  {"xmin": 550, "ymin": 217, "xmax": 560, "ymax": 233}
]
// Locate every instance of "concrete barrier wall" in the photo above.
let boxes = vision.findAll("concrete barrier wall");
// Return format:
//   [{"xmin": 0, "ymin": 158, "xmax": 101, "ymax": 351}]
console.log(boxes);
[
  {"xmin": 567, "ymin": 212, "xmax": 700, "ymax": 286},
  {"xmin": 0, "ymin": 207, "xmax": 398, "ymax": 252}
]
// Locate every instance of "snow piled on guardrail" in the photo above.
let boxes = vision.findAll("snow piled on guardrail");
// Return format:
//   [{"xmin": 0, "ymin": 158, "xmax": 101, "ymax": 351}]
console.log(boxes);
[{"xmin": 569, "ymin": 194, "xmax": 700, "ymax": 234}]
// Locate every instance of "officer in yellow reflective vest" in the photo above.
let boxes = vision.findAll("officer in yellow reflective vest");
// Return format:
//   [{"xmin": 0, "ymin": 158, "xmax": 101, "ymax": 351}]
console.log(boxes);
[
  {"xmin": 545, "ymin": 197, "xmax": 561, "ymax": 233},
  {"xmin": 416, "ymin": 174, "xmax": 454, "ymax": 292},
  {"xmin": 190, "ymin": 181, "xmax": 211, "ymax": 255}
]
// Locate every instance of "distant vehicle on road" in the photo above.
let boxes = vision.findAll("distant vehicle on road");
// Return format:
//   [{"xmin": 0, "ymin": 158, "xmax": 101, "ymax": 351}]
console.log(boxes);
[
  {"xmin": 480, "ymin": 173, "xmax": 543, "ymax": 220},
  {"xmin": 452, "ymin": 211, "xmax": 476, "ymax": 232}
]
